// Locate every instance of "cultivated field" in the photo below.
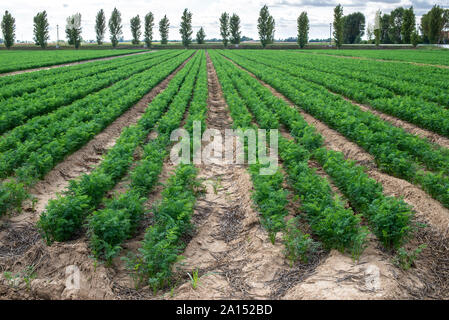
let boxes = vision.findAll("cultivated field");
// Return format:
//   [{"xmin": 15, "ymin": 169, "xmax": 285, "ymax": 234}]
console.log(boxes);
[{"xmin": 0, "ymin": 48, "xmax": 448, "ymax": 300}]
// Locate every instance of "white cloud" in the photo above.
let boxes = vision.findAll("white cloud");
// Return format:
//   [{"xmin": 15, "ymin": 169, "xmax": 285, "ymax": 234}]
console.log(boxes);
[{"xmin": 1, "ymin": 0, "xmax": 447, "ymax": 42}]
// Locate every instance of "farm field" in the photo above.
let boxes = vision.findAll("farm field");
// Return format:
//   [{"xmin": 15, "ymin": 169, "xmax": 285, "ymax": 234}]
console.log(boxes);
[
  {"xmin": 306, "ymin": 48, "xmax": 449, "ymax": 66},
  {"xmin": 0, "ymin": 49, "xmax": 448, "ymax": 300},
  {"xmin": 0, "ymin": 49, "xmax": 147, "ymax": 74}
]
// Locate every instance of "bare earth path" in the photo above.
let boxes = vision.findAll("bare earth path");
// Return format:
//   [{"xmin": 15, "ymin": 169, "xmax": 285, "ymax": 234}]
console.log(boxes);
[{"xmin": 0, "ymin": 51, "xmax": 151, "ymax": 77}]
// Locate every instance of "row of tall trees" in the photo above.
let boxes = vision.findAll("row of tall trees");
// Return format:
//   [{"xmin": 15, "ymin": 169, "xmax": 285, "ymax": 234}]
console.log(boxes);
[
  {"xmin": 2, "ymin": 4, "xmax": 447, "ymax": 49},
  {"xmin": 118, "ymin": 6, "xmax": 268, "ymax": 48},
  {"xmin": 0, "ymin": 7, "xmax": 254, "ymax": 49},
  {"xmin": 1, "ymin": 10, "xmax": 53, "ymax": 49},
  {"xmin": 333, "ymin": 4, "xmax": 448, "ymax": 48}
]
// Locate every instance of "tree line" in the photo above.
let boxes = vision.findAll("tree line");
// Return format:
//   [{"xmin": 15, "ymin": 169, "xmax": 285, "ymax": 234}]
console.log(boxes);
[
  {"xmin": 1, "ymin": 4, "xmax": 448, "ymax": 49},
  {"xmin": 332, "ymin": 3, "xmax": 448, "ymax": 48}
]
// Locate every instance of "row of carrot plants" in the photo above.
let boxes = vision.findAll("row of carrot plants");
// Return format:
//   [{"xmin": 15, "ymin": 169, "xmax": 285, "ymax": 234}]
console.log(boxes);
[
  {"xmin": 220, "ymin": 51, "xmax": 449, "ymax": 211},
  {"xmin": 38, "ymin": 52, "xmax": 199, "ymax": 243},
  {"xmin": 0, "ymin": 51, "xmax": 193, "ymax": 217},
  {"xmin": 306, "ymin": 51, "xmax": 449, "ymax": 90},
  {"xmin": 0, "ymin": 51, "xmax": 180, "ymax": 135},
  {"xmin": 309, "ymin": 49, "xmax": 449, "ymax": 68},
  {"xmin": 127, "ymin": 52, "xmax": 208, "ymax": 291},
  {"xmin": 0, "ymin": 51, "xmax": 192, "ymax": 180}
]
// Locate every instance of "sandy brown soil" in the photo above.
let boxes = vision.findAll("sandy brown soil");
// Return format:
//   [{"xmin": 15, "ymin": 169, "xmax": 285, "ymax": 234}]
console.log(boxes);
[
  {"xmin": 0, "ymin": 55, "xmax": 191, "ymax": 300},
  {"xmin": 0, "ymin": 51, "xmax": 151, "ymax": 77}
]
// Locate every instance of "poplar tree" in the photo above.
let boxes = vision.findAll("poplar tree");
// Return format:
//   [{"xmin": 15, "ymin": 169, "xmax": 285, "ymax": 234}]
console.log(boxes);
[
  {"xmin": 333, "ymin": 4, "xmax": 344, "ymax": 48},
  {"xmin": 109, "ymin": 8, "xmax": 123, "ymax": 48},
  {"xmin": 179, "ymin": 9, "xmax": 192, "ymax": 47},
  {"xmin": 297, "ymin": 12, "xmax": 309, "ymax": 49},
  {"xmin": 95, "ymin": 9, "xmax": 106, "ymax": 45},
  {"xmin": 257, "ymin": 5, "xmax": 275, "ymax": 48},
  {"xmin": 159, "ymin": 15, "xmax": 170, "ymax": 45},
  {"xmin": 230, "ymin": 13, "xmax": 241, "ymax": 45},
  {"xmin": 144, "ymin": 12, "xmax": 154, "ymax": 48},
  {"xmin": 196, "ymin": 27, "xmax": 206, "ymax": 44},
  {"xmin": 219, "ymin": 12, "xmax": 230, "ymax": 47},
  {"xmin": 130, "ymin": 15, "xmax": 141, "ymax": 45},
  {"xmin": 1, "ymin": 11, "xmax": 15, "ymax": 49},
  {"xmin": 66, "ymin": 13, "xmax": 82, "ymax": 49},
  {"xmin": 33, "ymin": 11, "xmax": 49, "ymax": 48}
]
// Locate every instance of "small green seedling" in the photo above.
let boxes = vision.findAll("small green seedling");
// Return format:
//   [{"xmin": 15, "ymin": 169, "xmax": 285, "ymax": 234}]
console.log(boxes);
[
  {"xmin": 187, "ymin": 268, "xmax": 200, "ymax": 290},
  {"xmin": 394, "ymin": 244, "xmax": 427, "ymax": 270}
]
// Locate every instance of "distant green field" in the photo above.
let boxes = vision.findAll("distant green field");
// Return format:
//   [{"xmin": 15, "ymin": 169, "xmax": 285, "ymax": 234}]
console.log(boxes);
[
  {"xmin": 0, "ymin": 49, "xmax": 145, "ymax": 73},
  {"xmin": 305, "ymin": 48, "xmax": 449, "ymax": 66}
]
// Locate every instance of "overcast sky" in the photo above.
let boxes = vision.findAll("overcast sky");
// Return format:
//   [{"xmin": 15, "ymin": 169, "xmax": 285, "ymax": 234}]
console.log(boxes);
[{"xmin": 2, "ymin": 0, "xmax": 448, "ymax": 42}]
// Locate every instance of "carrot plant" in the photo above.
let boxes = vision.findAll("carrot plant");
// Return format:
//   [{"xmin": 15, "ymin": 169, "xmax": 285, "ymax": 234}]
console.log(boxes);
[{"xmin": 126, "ymin": 52, "xmax": 208, "ymax": 291}]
